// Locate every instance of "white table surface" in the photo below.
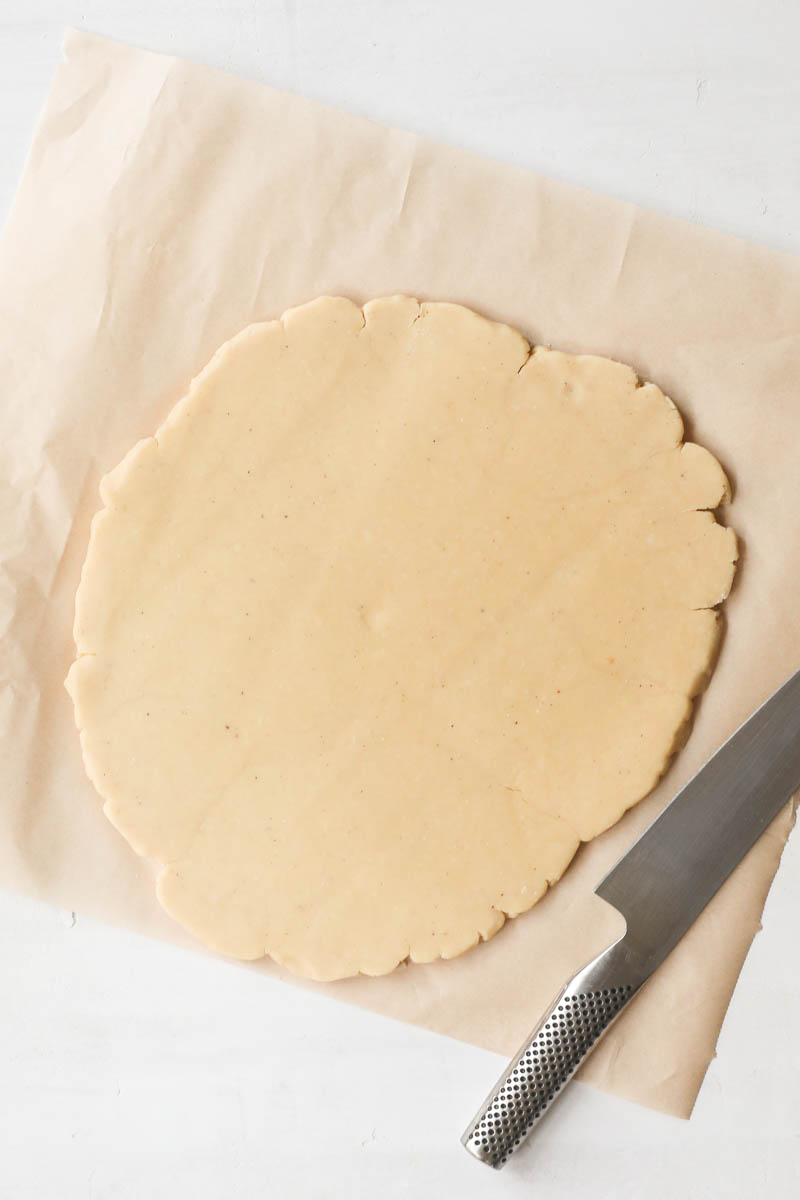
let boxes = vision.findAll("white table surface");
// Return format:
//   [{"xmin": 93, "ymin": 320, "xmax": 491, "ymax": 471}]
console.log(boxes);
[{"xmin": 1, "ymin": 4, "xmax": 798, "ymax": 1197}]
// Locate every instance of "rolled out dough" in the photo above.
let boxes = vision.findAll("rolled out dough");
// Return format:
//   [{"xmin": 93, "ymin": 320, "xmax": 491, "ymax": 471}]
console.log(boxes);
[{"xmin": 66, "ymin": 296, "xmax": 737, "ymax": 980}]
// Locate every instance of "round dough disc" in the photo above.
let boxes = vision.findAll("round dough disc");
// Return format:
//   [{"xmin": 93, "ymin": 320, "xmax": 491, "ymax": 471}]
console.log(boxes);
[{"xmin": 67, "ymin": 296, "xmax": 737, "ymax": 980}]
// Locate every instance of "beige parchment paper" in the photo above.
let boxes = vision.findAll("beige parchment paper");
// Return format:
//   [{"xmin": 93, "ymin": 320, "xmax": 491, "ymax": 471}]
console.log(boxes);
[{"xmin": 1, "ymin": 28, "xmax": 798, "ymax": 1119}]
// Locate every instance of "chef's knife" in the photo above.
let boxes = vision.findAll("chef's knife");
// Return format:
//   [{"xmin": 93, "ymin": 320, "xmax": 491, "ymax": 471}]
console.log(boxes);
[{"xmin": 462, "ymin": 667, "xmax": 800, "ymax": 1168}]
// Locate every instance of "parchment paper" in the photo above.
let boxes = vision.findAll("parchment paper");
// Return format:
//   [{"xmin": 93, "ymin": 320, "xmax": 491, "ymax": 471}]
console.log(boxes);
[{"xmin": 1, "ymin": 28, "xmax": 798, "ymax": 1119}]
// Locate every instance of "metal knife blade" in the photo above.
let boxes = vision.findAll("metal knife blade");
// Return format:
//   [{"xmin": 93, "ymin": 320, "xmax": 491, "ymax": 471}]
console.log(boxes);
[
  {"xmin": 462, "ymin": 666, "xmax": 800, "ymax": 1169},
  {"xmin": 595, "ymin": 665, "xmax": 800, "ymax": 974}
]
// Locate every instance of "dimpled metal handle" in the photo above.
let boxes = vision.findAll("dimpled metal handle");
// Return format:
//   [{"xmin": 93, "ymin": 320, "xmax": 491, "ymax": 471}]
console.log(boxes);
[{"xmin": 462, "ymin": 937, "xmax": 644, "ymax": 1168}]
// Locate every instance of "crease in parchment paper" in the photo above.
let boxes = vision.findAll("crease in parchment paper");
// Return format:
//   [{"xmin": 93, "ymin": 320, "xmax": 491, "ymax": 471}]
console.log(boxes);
[{"xmin": 0, "ymin": 28, "xmax": 799, "ymax": 1120}]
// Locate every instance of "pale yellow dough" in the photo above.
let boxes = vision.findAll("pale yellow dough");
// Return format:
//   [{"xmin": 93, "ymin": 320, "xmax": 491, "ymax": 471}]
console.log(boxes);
[{"xmin": 66, "ymin": 296, "xmax": 737, "ymax": 980}]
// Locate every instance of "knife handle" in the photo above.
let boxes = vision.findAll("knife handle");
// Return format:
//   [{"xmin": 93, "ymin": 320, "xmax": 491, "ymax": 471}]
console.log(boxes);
[{"xmin": 461, "ymin": 936, "xmax": 643, "ymax": 1169}]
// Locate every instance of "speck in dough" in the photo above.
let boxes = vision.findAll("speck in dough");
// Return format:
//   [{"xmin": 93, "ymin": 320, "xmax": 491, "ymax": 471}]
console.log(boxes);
[{"xmin": 66, "ymin": 296, "xmax": 737, "ymax": 980}]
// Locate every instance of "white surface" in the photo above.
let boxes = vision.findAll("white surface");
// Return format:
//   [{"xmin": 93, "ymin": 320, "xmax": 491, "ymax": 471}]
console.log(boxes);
[{"xmin": 1, "ymin": 3, "xmax": 798, "ymax": 1197}]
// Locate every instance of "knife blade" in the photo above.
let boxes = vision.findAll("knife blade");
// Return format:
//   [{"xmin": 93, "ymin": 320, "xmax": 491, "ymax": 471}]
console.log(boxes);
[{"xmin": 462, "ymin": 667, "xmax": 800, "ymax": 1169}]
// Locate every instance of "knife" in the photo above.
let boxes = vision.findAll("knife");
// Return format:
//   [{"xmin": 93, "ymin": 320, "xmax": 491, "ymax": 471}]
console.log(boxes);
[{"xmin": 462, "ymin": 666, "xmax": 800, "ymax": 1169}]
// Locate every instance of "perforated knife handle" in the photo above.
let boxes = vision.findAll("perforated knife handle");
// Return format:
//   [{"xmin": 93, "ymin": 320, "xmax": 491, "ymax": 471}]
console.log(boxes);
[{"xmin": 462, "ymin": 937, "xmax": 644, "ymax": 1169}]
